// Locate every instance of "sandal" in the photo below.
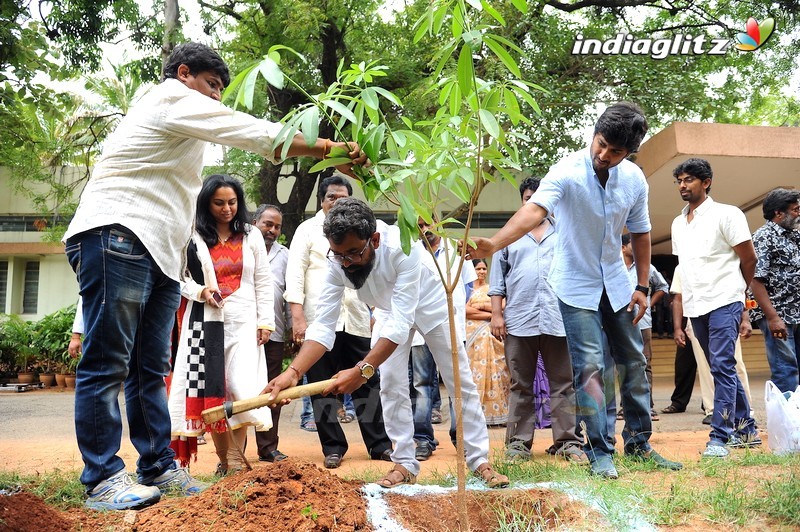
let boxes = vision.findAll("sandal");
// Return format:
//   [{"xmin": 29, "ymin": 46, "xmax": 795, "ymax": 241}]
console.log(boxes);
[
  {"xmin": 558, "ymin": 446, "xmax": 588, "ymax": 464},
  {"xmin": 474, "ymin": 463, "xmax": 509, "ymax": 489},
  {"xmin": 377, "ymin": 464, "xmax": 416, "ymax": 489},
  {"xmin": 337, "ymin": 407, "xmax": 355, "ymax": 424},
  {"xmin": 661, "ymin": 404, "xmax": 684, "ymax": 414}
]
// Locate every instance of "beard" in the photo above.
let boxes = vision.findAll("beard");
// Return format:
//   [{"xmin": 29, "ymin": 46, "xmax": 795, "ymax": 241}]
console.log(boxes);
[
  {"xmin": 342, "ymin": 257, "xmax": 375, "ymax": 289},
  {"xmin": 778, "ymin": 213, "xmax": 800, "ymax": 231}
]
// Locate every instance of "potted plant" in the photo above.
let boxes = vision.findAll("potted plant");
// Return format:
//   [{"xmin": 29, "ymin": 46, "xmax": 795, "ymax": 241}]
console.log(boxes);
[
  {"xmin": 33, "ymin": 305, "xmax": 76, "ymax": 387},
  {"xmin": 2, "ymin": 315, "xmax": 38, "ymax": 383}
]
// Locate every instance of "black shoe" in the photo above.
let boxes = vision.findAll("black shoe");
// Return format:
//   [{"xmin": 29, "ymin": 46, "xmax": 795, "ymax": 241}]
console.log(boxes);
[
  {"xmin": 324, "ymin": 453, "xmax": 342, "ymax": 469},
  {"xmin": 415, "ymin": 443, "xmax": 433, "ymax": 461},
  {"xmin": 371, "ymin": 449, "xmax": 393, "ymax": 462},
  {"xmin": 259, "ymin": 450, "xmax": 288, "ymax": 463},
  {"xmin": 702, "ymin": 414, "xmax": 712, "ymax": 425}
]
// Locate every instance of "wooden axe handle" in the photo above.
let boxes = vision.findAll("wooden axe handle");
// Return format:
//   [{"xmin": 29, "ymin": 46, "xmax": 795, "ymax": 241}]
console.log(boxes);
[{"xmin": 201, "ymin": 378, "xmax": 336, "ymax": 424}]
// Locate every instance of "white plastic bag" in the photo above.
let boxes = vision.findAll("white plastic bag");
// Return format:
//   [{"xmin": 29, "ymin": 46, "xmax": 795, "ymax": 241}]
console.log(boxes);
[{"xmin": 765, "ymin": 380, "xmax": 800, "ymax": 455}]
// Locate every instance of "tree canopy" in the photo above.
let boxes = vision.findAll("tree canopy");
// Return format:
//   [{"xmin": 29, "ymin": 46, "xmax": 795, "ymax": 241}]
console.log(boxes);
[{"xmin": 1, "ymin": 0, "xmax": 799, "ymax": 241}]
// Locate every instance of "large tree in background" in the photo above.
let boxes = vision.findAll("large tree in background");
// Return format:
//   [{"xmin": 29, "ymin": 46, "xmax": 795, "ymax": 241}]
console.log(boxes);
[{"xmin": 1, "ymin": 0, "xmax": 799, "ymax": 242}]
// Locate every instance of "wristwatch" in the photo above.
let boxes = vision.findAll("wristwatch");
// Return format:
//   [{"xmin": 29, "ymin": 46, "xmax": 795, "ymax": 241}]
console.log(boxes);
[
  {"xmin": 356, "ymin": 361, "xmax": 375, "ymax": 380},
  {"xmin": 635, "ymin": 284, "xmax": 651, "ymax": 296}
]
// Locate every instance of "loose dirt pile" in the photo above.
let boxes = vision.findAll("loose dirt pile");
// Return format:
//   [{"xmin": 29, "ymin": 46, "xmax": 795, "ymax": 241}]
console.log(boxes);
[{"xmin": 1, "ymin": 460, "xmax": 605, "ymax": 531}]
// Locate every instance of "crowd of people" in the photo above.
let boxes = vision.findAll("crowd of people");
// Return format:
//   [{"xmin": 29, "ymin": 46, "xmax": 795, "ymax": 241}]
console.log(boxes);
[{"xmin": 64, "ymin": 42, "xmax": 799, "ymax": 511}]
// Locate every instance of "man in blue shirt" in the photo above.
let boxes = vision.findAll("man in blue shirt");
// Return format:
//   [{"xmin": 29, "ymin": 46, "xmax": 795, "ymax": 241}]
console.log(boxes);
[{"xmin": 467, "ymin": 102, "xmax": 682, "ymax": 478}]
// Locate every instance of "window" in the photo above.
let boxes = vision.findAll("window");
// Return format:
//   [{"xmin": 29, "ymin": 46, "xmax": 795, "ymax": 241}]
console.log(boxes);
[
  {"xmin": 22, "ymin": 261, "xmax": 39, "ymax": 314},
  {"xmin": 0, "ymin": 261, "xmax": 7, "ymax": 311}
]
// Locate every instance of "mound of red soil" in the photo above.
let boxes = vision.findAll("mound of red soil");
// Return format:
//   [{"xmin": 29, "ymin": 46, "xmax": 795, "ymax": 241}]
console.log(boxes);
[
  {"xmin": 135, "ymin": 459, "xmax": 369, "ymax": 531},
  {"xmin": 0, "ymin": 492, "xmax": 70, "ymax": 532}
]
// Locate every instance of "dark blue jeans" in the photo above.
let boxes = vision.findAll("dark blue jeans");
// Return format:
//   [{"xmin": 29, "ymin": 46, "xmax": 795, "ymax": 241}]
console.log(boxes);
[
  {"xmin": 409, "ymin": 344, "xmax": 437, "ymax": 447},
  {"xmin": 691, "ymin": 302, "xmax": 755, "ymax": 444},
  {"xmin": 559, "ymin": 293, "xmax": 652, "ymax": 462},
  {"xmin": 756, "ymin": 319, "xmax": 800, "ymax": 393},
  {"xmin": 66, "ymin": 225, "xmax": 179, "ymax": 490}
]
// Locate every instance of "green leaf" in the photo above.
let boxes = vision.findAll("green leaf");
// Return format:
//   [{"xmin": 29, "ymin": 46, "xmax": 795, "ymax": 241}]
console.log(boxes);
[
  {"xmin": 479, "ymin": 109, "xmax": 500, "ymax": 138},
  {"xmin": 481, "ymin": 0, "xmax": 506, "ymax": 25},
  {"xmin": 240, "ymin": 67, "xmax": 260, "ymax": 110},
  {"xmin": 398, "ymin": 214, "xmax": 414, "ymax": 255},
  {"xmin": 462, "ymin": 30, "xmax": 483, "ymax": 51},
  {"xmin": 321, "ymin": 99, "xmax": 357, "ymax": 123},
  {"xmin": 372, "ymin": 86, "xmax": 402, "ymax": 107},
  {"xmin": 308, "ymin": 157, "xmax": 353, "ymax": 173},
  {"xmin": 257, "ymin": 56, "xmax": 284, "ymax": 89},
  {"xmin": 300, "ymin": 106, "xmax": 319, "ymax": 147},
  {"xmin": 484, "ymin": 36, "xmax": 521, "ymax": 78},
  {"xmin": 457, "ymin": 166, "xmax": 475, "ymax": 186},
  {"xmin": 398, "ymin": 193, "xmax": 418, "ymax": 228},
  {"xmin": 513, "ymin": 85, "xmax": 542, "ymax": 115},
  {"xmin": 457, "ymin": 45, "xmax": 474, "ymax": 97},
  {"xmin": 510, "ymin": 0, "xmax": 529, "ymax": 14},
  {"xmin": 361, "ymin": 87, "xmax": 379, "ymax": 111}
]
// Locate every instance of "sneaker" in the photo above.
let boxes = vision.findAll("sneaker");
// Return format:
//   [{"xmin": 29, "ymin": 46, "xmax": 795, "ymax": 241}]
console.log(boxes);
[
  {"xmin": 727, "ymin": 434, "xmax": 762, "ymax": 448},
  {"xmin": 415, "ymin": 442, "xmax": 434, "ymax": 461},
  {"xmin": 431, "ymin": 408, "xmax": 443, "ymax": 424},
  {"xmin": 628, "ymin": 449, "xmax": 682, "ymax": 470},
  {"xmin": 701, "ymin": 414, "xmax": 712, "ymax": 425},
  {"xmin": 589, "ymin": 456, "xmax": 618, "ymax": 479},
  {"xmin": 85, "ymin": 470, "xmax": 161, "ymax": 511},
  {"xmin": 146, "ymin": 467, "xmax": 209, "ymax": 496},
  {"xmin": 505, "ymin": 440, "xmax": 531, "ymax": 461},
  {"xmin": 702, "ymin": 444, "xmax": 730, "ymax": 458}
]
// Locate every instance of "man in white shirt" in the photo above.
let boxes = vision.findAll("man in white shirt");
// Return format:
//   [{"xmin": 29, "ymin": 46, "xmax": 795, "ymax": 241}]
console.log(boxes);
[
  {"xmin": 252, "ymin": 205, "xmax": 292, "ymax": 463},
  {"xmin": 63, "ymin": 42, "xmax": 366, "ymax": 511},
  {"xmin": 266, "ymin": 198, "xmax": 508, "ymax": 489},
  {"xmin": 284, "ymin": 175, "xmax": 392, "ymax": 469},
  {"xmin": 410, "ymin": 217, "xmax": 476, "ymax": 460},
  {"xmin": 670, "ymin": 158, "xmax": 759, "ymax": 458}
]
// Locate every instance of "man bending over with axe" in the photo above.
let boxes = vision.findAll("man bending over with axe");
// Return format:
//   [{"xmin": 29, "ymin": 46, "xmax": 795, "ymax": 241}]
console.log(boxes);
[{"xmin": 264, "ymin": 198, "xmax": 508, "ymax": 489}]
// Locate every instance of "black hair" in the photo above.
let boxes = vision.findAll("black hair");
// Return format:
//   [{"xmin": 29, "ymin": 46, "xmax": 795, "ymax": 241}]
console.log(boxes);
[
  {"xmin": 673, "ymin": 158, "xmax": 713, "ymax": 194},
  {"xmin": 472, "ymin": 258, "xmax": 488, "ymax": 268},
  {"xmin": 318, "ymin": 174, "xmax": 353, "ymax": 202},
  {"xmin": 519, "ymin": 177, "xmax": 541, "ymax": 199},
  {"xmin": 762, "ymin": 188, "xmax": 800, "ymax": 220},
  {"xmin": 252, "ymin": 204, "xmax": 282, "ymax": 223},
  {"xmin": 621, "ymin": 233, "xmax": 631, "ymax": 246},
  {"xmin": 323, "ymin": 197, "xmax": 376, "ymax": 244},
  {"xmin": 594, "ymin": 102, "xmax": 649, "ymax": 153},
  {"xmin": 163, "ymin": 42, "xmax": 230, "ymax": 87},
  {"xmin": 195, "ymin": 174, "xmax": 250, "ymax": 248}
]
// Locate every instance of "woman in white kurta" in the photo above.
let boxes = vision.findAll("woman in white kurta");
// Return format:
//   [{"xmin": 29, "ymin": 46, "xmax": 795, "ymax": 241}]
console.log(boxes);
[{"xmin": 168, "ymin": 174, "xmax": 275, "ymax": 474}]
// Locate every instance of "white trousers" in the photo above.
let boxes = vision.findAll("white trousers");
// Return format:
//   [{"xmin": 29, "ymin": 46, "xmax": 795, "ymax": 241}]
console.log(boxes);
[
  {"xmin": 686, "ymin": 320, "xmax": 752, "ymax": 416},
  {"xmin": 376, "ymin": 320, "xmax": 490, "ymax": 476}
]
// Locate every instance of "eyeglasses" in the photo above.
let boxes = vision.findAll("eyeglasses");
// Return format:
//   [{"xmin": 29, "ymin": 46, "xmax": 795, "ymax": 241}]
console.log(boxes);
[
  {"xmin": 674, "ymin": 176, "xmax": 699, "ymax": 185},
  {"xmin": 327, "ymin": 240, "xmax": 371, "ymax": 266}
]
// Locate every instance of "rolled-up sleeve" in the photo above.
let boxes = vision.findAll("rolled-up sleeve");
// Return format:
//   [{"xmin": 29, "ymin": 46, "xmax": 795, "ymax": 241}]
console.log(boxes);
[{"xmin": 487, "ymin": 249, "xmax": 507, "ymax": 298}]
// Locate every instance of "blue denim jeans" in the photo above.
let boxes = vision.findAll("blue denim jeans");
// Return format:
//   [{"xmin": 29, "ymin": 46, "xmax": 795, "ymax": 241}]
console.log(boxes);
[
  {"xmin": 691, "ymin": 302, "xmax": 755, "ymax": 444},
  {"xmin": 559, "ymin": 293, "xmax": 652, "ymax": 461},
  {"xmin": 756, "ymin": 319, "xmax": 800, "ymax": 393},
  {"xmin": 65, "ymin": 225, "xmax": 180, "ymax": 490},
  {"xmin": 409, "ymin": 344, "xmax": 437, "ymax": 447},
  {"xmin": 300, "ymin": 376, "xmax": 314, "ymax": 424}
]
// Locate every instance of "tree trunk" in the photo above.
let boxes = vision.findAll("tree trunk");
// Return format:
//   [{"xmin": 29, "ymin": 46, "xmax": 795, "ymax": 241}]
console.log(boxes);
[{"xmin": 161, "ymin": 0, "xmax": 180, "ymax": 75}]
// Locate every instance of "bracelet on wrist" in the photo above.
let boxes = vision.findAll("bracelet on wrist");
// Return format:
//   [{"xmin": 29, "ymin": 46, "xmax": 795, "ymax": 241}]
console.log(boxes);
[{"xmin": 288, "ymin": 364, "xmax": 302, "ymax": 380}]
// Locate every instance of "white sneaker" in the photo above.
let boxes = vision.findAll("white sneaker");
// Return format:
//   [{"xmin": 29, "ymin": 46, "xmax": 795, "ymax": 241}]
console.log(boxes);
[
  {"xmin": 85, "ymin": 470, "xmax": 161, "ymax": 511},
  {"xmin": 702, "ymin": 444, "xmax": 730, "ymax": 458},
  {"xmin": 146, "ymin": 466, "xmax": 209, "ymax": 495}
]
